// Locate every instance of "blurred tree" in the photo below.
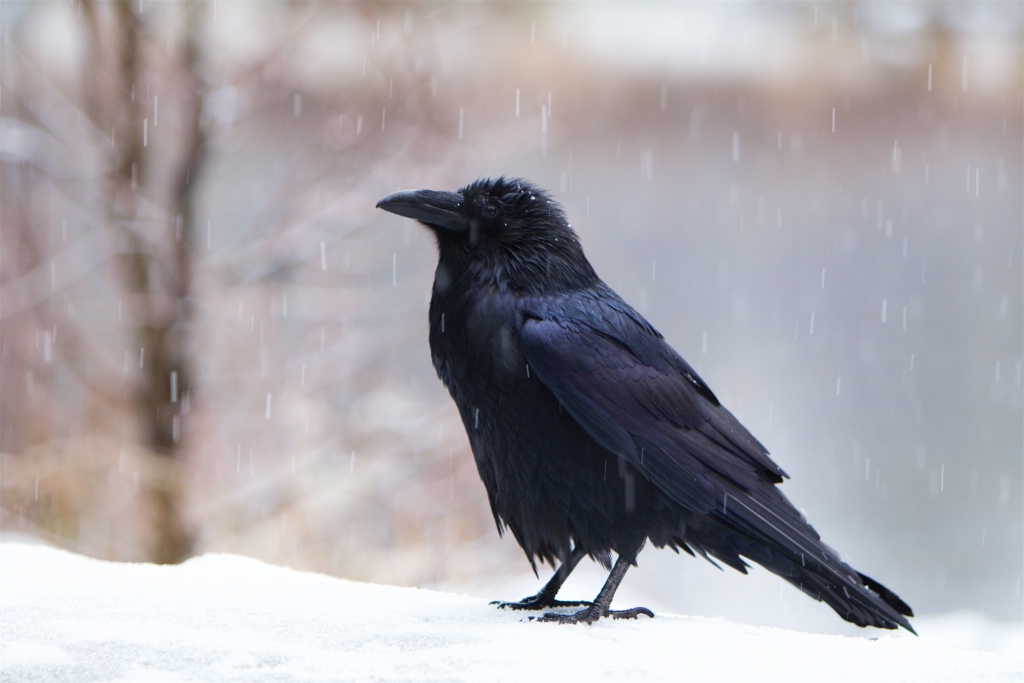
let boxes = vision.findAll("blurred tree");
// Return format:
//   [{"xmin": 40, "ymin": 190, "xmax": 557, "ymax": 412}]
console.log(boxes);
[
  {"xmin": 2, "ymin": 0, "xmax": 209, "ymax": 563},
  {"xmin": 0, "ymin": 0, "xmax": 500, "ymax": 573},
  {"xmin": 85, "ymin": 0, "xmax": 207, "ymax": 564}
]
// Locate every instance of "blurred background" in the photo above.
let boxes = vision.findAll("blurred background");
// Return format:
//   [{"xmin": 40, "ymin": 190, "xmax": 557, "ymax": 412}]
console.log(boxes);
[{"xmin": 1, "ymin": 1, "xmax": 1020, "ymax": 637}]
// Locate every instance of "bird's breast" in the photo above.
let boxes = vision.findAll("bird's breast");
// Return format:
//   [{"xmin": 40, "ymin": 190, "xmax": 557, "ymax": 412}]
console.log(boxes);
[{"xmin": 429, "ymin": 285, "xmax": 527, "ymax": 397}]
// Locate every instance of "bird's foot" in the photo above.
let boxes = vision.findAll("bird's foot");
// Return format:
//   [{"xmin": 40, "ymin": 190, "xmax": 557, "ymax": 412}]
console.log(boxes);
[
  {"xmin": 533, "ymin": 604, "xmax": 654, "ymax": 624},
  {"xmin": 491, "ymin": 596, "xmax": 592, "ymax": 611}
]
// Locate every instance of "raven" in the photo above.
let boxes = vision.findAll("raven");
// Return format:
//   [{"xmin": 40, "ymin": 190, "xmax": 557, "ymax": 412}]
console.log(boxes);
[{"xmin": 376, "ymin": 177, "xmax": 914, "ymax": 631}]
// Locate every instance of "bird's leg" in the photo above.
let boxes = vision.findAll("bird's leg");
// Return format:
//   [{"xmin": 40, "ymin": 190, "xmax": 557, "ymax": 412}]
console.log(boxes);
[
  {"xmin": 492, "ymin": 547, "xmax": 591, "ymax": 611},
  {"xmin": 536, "ymin": 555, "xmax": 654, "ymax": 624}
]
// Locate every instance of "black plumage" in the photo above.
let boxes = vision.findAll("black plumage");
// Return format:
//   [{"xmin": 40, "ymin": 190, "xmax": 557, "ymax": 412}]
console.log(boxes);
[{"xmin": 376, "ymin": 177, "xmax": 914, "ymax": 631}]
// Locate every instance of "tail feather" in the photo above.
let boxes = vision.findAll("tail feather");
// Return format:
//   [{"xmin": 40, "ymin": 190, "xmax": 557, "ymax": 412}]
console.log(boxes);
[
  {"xmin": 688, "ymin": 482, "xmax": 916, "ymax": 634},
  {"xmin": 859, "ymin": 571, "xmax": 915, "ymax": 620},
  {"xmin": 785, "ymin": 561, "xmax": 916, "ymax": 634}
]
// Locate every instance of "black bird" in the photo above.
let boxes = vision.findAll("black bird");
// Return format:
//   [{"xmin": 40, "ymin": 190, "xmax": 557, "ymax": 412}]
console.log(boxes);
[{"xmin": 376, "ymin": 177, "xmax": 914, "ymax": 631}]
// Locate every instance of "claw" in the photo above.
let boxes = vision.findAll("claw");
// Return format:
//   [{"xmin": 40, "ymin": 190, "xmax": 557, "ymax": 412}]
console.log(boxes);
[
  {"xmin": 491, "ymin": 549, "xmax": 587, "ymax": 612},
  {"xmin": 535, "ymin": 604, "xmax": 654, "ymax": 624},
  {"xmin": 492, "ymin": 597, "xmax": 592, "ymax": 611},
  {"xmin": 611, "ymin": 606, "xmax": 654, "ymax": 620},
  {"xmin": 494, "ymin": 553, "xmax": 651, "ymax": 624}
]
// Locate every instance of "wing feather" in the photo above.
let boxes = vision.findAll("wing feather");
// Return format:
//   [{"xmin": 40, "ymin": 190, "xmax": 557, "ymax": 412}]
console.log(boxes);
[{"xmin": 520, "ymin": 300, "xmax": 785, "ymax": 514}]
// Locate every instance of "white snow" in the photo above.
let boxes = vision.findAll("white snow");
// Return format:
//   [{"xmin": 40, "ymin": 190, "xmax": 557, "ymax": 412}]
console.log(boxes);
[{"xmin": 1, "ymin": 544, "xmax": 1020, "ymax": 683}]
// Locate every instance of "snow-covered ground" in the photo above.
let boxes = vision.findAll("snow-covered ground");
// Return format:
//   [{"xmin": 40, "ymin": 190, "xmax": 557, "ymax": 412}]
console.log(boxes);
[{"xmin": 1, "ymin": 544, "xmax": 1020, "ymax": 683}]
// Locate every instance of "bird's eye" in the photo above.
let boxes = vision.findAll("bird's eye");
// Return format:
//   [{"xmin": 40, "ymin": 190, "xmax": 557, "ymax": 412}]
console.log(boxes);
[{"xmin": 481, "ymin": 204, "xmax": 498, "ymax": 219}]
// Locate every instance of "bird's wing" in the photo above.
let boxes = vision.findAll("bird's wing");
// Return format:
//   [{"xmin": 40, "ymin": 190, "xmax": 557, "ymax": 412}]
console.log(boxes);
[
  {"xmin": 520, "ymin": 294, "xmax": 786, "ymax": 515},
  {"xmin": 521, "ymin": 294, "xmax": 915, "ymax": 632}
]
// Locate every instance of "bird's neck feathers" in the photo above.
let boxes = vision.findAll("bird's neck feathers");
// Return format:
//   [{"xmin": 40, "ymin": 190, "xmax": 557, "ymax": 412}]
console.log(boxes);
[{"xmin": 432, "ymin": 226, "xmax": 600, "ymax": 297}]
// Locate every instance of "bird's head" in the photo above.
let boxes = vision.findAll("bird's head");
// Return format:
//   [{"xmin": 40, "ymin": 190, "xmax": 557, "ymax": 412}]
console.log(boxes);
[{"xmin": 376, "ymin": 177, "xmax": 598, "ymax": 292}]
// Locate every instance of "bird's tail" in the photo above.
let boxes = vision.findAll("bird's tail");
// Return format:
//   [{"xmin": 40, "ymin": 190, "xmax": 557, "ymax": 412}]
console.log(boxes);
[
  {"xmin": 699, "ymin": 488, "xmax": 916, "ymax": 634},
  {"xmin": 770, "ymin": 555, "xmax": 916, "ymax": 634}
]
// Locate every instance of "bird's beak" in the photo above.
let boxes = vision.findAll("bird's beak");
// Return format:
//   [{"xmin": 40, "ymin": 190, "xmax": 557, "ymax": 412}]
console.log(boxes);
[{"xmin": 376, "ymin": 189, "xmax": 467, "ymax": 233}]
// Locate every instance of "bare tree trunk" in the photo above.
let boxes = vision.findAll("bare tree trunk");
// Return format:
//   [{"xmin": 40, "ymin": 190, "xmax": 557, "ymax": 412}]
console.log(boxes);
[{"xmin": 81, "ymin": 0, "xmax": 208, "ymax": 564}]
